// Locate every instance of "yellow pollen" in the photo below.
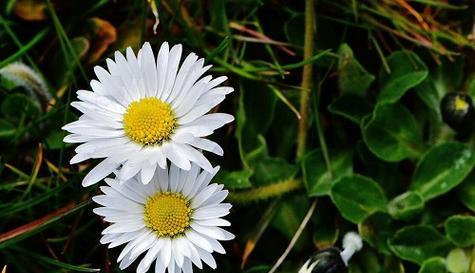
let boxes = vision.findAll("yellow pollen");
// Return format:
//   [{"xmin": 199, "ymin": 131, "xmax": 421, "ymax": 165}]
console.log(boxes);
[
  {"xmin": 123, "ymin": 97, "xmax": 177, "ymax": 146},
  {"xmin": 144, "ymin": 192, "xmax": 192, "ymax": 237},
  {"xmin": 454, "ymin": 96, "xmax": 469, "ymax": 112}
]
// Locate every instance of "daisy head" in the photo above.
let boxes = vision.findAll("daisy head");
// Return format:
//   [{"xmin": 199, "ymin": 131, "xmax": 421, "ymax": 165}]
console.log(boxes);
[
  {"xmin": 93, "ymin": 163, "xmax": 234, "ymax": 273},
  {"xmin": 62, "ymin": 41, "xmax": 234, "ymax": 186}
]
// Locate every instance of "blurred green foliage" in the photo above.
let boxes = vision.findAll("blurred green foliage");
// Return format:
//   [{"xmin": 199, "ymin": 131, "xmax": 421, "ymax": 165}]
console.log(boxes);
[{"xmin": 1, "ymin": 0, "xmax": 475, "ymax": 273}]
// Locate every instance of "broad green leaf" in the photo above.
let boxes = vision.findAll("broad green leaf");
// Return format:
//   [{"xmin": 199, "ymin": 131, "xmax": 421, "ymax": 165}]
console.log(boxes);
[
  {"xmin": 411, "ymin": 142, "xmax": 475, "ymax": 201},
  {"xmin": 338, "ymin": 43, "xmax": 375, "ymax": 96},
  {"xmin": 358, "ymin": 212, "xmax": 396, "ymax": 255},
  {"xmin": 356, "ymin": 142, "xmax": 404, "ymax": 197},
  {"xmin": 418, "ymin": 257, "xmax": 447, "ymax": 273},
  {"xmin": 446, "ymin": 248, "xmax": 470, "ymax": 273},
  {"xmin": 1, "ymin": 93, "xmax": 41, "ymax": 122},
  {"xmin": 363, "ymin": 103, "xmax": 423, "ymax": 162},
  {"xmin": 215, "ymin": 169, "xmax": 253, "ymax": 189},
  {"xmin": 245, "ymin": 136, "xmax": 297, "ymax": 186},
  {"xmin": 302, "ymin": 149, "xmax": 352, "ymax": 196},
  {"xmin": 348, "ymin": 248, "xmax": 382, "ymax": 273},
  {"xmin": 416, "ymin": 78, "xmax": 442, "ymax": 115},
  {"xmin": 378, "ymin": 51, "xmax": 428, "ymax": 105},
  {"xmin": 330, "ymin": 175, "xmax": 387, "ymax": 224},
  {"xmin": 444, "ymin": 215, "xmax": 475, "ymax": 247},
  {"xmin": 458, "ymin": 172, "xmax": 475, "ymax": 212},
  {"xmin": 328, "ymin": 94, "xmax": 372, "ymax": 124},
  {"xmin": 388, "ymin": 191, "xmax": 424, "ymax": 220},
  {"xmin": 389, "ymin": 225, "xmax": 452, "ymax": 265},
  {"xmin": 236, "ymin": 80, "xmax": 277, "ymax": 159}
]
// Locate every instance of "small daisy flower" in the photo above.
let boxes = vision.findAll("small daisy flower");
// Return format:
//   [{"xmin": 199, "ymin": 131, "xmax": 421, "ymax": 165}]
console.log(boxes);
[
  {"xmin": 63, "ymin": 42, "xmax": 234, "ymax": 186},
  {"xmin": 93, "ymin": 164, "xmax": 234, "ymax": 273}
]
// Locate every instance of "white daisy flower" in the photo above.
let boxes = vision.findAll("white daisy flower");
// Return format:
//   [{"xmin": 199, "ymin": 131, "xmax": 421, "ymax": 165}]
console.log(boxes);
[
  {"xmin": 63, "ymin": 42, "xmax": 234, "ymax": 186},
  {"xmin": 93, "ymin": 164, "xmax": 234, "ymax": 273}
]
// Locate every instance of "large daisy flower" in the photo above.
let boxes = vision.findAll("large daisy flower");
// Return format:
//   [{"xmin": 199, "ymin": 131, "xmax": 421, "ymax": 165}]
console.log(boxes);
[
  {"xmin": 93, "ymin": 164, "xmax": 234, "ymax": 273},
  {"xmin": 63, "ymin": 42, "xmax": 234, "ymax": 186}
]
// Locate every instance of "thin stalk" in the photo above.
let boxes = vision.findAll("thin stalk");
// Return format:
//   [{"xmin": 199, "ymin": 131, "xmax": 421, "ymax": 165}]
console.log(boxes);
[
  {"xmin": 267, "ymin": 199, "xmax": 317, "ymax": 273},
  {"xmin": 296, "ymin": 0, "xmax": 316, "ymax": 159}
]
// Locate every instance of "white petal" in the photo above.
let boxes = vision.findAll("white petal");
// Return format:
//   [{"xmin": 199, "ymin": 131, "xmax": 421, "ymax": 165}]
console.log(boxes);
[
  {"xmin": 164, "ymin": 144, "xmax": 191, "ymax": 171},
  {"xmin": 172, "ymin": 239, "xmax": 185, "ymax": 268},
  {"xmin": 195, "ymin": 218, "xmax": 231, "ymax": 227},
  {"xmin": 141, "ymin": 161, "xmax": 157, "ymax": 184},
  {"xmin": 185, "ymin": 231, "xmax": 213, "ymax": 252},
  {"xmin": 156, "ymin": 259, "xmax": 167, "ymax": 273},
  {"xmin": 161, "ymin": 44, "xmax": 182, "ymax": 101},
  {"xmin": 160, "ymin": 238, "xmax": 172, "ymax": 266},
  {"xmin": 82, "ymin": 158, "xmax": 121, "ymax": 186},
  {"xmin": 102, "ymin": 221, "xmax": 145, "ymax": 234},
  {"xmin": 191, "ymin": 184, "xmax": 220, "ymax": 208},
  {"xmin": 182, "ymin": 258, "xmax": 193, "ymax": 273},
  {"xmin": 139, "ymin": 42, "xmax": 158, "ymax": 97},
  {"xmin": 195, "ymin": 247, "xmax": 217, "ymax": 269},
  {"xmin": 169, "ymin": 163, "xmax": 180, "ymax": 192},
  {"xmin": 186, "ymin": 138, "xmax": 223, "ymax": 156}
]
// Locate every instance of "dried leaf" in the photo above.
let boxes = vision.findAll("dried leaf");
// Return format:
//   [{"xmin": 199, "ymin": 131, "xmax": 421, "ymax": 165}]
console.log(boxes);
[
  {"xmin": 14, "ymin": 0, "xmax": 47, "ymax": 21},
  {"xmin": 86, "ymin": 18, "xmax": 117, "ymax": 64},
  {"xmin": 0, "ymin": 203, "xmax": 75, "ymax": 245}
]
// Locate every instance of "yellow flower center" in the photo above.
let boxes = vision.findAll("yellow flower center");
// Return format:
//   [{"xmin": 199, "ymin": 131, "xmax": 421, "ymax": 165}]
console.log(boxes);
[
  {"xmin": 454, "ymin": 96, "xmax": 469, "ymax": 112},
  {"xmin": 123, "ymin": 97, "xmax": 177, "ymax": 146},
  {"xmin": 144, "ymin": 192, "xmax": 192, "ymax": 237}
]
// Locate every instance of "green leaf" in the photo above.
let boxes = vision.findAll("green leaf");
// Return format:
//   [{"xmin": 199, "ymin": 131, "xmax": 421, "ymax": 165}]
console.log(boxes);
[
  {"xmin": 358, "ymin": 212, "xmax": 396, "ymax": 255},
  {"xmin": 446, "ymin": 248, "xmax": 470, "ymax": 273},
  {"xmin": 418, "ymin": 257, "xmax": 447, "ymax": 273},
  {"xmin": 236, "ymin": 80, "xmax": 277, "ymax": 159},
  {"xmin": 363, "ymin": 103, "xmax": 423, "ymax": 162},
  {"xmin": 330, "ymin": 174, "xmax": 387, "ymax": 224},
  {"xmin": 328, "ymin": 94, "xmax": 373, "ymax": 124},
  {"xmin": 388, "ymin": 191, "xmax": 425, "ymax": 220},
  {"xmin": 378, "ymin": 51, "xmax": 428, "ymax": 105},
  {"xmin": 301, "ymin": 149, "xmax": 353, "ymax": 196},
  {"xmin": 356, "ymin": 142, "xmax": 404, "ymax": 197},
  {"xmin": 215, "ymin": 169, "xmax": 253, "ymax": 189},
  {"xmin": 444, "ymin": 215, "xmax": 475, "ymax": 247},
  {"xmin": 45, "ymin": 130, "xmax": 66, "ymax": 150},
  {"xmin": 0, "ymin": 119, "xmax": 16, "ymax": 138},
  {"xmin": 410, "ymin": 142, "xmax": 475, "ymax": 201},
  {"xmin": 458, "ymin": 173, "xmax": 475, "ymax": 212},
  {"xmin": 245, "ymin": 136, "xmax": 297, "ymax": 186},
  {"xmin": 338, "ymin": 43, "xmax": 375, "ymax": 96},
  {"xmin": 415, "ymin": 78, "xmax": 442, "ymax": 115},
  {"xmin": 389, "ymin": 225, "xmax": 452, "ymax": 265},
  {"xmin": 1, "ymin": 93, "xmax": 41, "ymax": 122}
]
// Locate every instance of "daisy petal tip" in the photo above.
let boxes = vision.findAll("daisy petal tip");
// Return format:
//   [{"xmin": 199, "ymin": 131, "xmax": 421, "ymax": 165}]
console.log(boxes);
[{"xmin": 82, "ymin": 177, "xmax": 97, "ymax": 187}]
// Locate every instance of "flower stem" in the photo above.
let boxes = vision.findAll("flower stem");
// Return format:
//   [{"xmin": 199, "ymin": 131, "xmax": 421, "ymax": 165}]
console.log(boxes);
[
  {"xmin": 227, "ymin": 179, "xmax": 302, "ymax": 204},
  {"xmin": 296, "ymin": 0, "xmax": 316, "ymax": 159}
]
